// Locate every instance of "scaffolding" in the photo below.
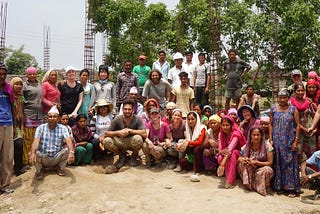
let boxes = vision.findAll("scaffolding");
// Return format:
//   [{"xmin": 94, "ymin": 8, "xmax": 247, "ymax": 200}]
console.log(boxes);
[
  {"xmin": 209, "ymin": 0, "xmax": 222, "ymax": 112},
  {"xmin": 43, "ymin": 25, "xmax": 50, "ymax": 71},
  {"xmin": 84, "ymin": 0, "xmax": 96, "ymax": 83},
  {"xmin": 270, "ymin": 11, "xmax": 280, "ymax": 103},
  {"xmin": 0, "ymin": 1, "xmax": 7, "ymax": 64}
]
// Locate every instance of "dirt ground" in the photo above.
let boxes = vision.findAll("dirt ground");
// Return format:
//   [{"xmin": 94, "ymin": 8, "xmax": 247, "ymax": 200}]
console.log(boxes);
[{"xmin": 1, "ymin": 160, "xmax": 320, "ymax": 214}]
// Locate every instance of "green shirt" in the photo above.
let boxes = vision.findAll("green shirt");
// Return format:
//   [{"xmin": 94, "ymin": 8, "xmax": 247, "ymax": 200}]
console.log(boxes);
[{"xmin": 133, "ymin": 65, "xmax": 151, "ymax": 87}]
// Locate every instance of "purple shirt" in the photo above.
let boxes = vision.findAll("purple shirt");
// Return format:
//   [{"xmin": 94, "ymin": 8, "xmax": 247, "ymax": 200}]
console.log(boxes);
[{"xmin": 146, "ymin": 121, "xmax": 170, "ymax": 143}]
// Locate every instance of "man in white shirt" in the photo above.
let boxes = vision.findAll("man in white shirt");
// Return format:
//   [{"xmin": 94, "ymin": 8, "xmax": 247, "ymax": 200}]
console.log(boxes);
[
  {"xmin": 183, "ymin": 51, "xmax": 195, "ymax": 88},
  {"xmin": 152, "ymin": 50, "xmax": 171, "ymax": 80},
  {"xmin": 168, "ymin": 52, "xmax": 189, "ymax": 89}
]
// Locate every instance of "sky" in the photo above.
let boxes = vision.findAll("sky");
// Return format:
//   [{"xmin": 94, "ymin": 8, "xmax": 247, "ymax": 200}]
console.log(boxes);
[{"xmin": 4, "ymin": 0, "xmax": 178, "ymax": 70}]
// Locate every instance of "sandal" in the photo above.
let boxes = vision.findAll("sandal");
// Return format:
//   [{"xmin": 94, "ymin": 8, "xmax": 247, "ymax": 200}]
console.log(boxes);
[{"xmin": 56, "ymin": 165, "xmax": 66, "ymax": 176}]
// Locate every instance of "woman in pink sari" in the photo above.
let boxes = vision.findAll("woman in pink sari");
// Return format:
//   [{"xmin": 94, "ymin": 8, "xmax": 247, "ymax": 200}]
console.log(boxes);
[{"xmin": 217, "ymin": 115, "xmax": 246, "ymax": 188}]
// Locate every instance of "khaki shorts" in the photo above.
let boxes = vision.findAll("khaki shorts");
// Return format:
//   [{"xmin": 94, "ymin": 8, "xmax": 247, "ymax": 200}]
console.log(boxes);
[
  {"xmin": 103, "ymin": 135, "xmax": 143, "ymax": 152},
  {"xmin": 225, "ymin": 88, "xmax": 242, "ymax": 99}
]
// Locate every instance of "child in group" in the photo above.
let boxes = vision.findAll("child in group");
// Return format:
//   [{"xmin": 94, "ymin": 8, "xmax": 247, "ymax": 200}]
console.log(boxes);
[
  {"xmin": 72, "ymin": 114, "xmax": 93, "ymax": 165},
  {"xmin": 171, "ymin": 71, "xmax": 195, "ymax": 118},
  {"xmin": 60, "ymin": 113, "xmax": 73, "ymax": 138}
]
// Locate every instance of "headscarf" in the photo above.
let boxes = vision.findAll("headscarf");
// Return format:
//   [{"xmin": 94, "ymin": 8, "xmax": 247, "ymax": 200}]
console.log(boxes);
[
  {"xmin": 243, "ymin": 127, "xmax": 267, "ymax": 162},
  {"xmin": 145, "ymin": 98, "xmax": 159, "ymax": 116},
  {"xmin": 25, "ymin": 66, "xmax": 37, "ymax": 75},
  {"xmin": 203, "ymin": 105, "xmax": 213, "ymax": 115},
  {"xmin": 306, "ymin": 79, "xmax": 320, "ymax": 104},
  {"xmin": 219, "ymin": 115, "xmax": 246, "ymax": 151},
  {"xmin": 308, "ymin": 71, "xmax": 319, "ymax": 81},
  {"xmin": 209, "ymin": 114, "xmax": 221, "ymax": 123},
  {"xmin": 185, "ymin": 111, "xmax": 206, "ymax": 141},
  {"xmin": 10, "ymin": 77, "xmax": 24, "ymax": 123},
  {"xmin": 290, "ymin": 89, "xmax": 311, "ymax": 112}
]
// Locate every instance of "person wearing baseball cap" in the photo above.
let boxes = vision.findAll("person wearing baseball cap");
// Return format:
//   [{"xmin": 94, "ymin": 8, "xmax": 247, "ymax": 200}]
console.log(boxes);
[
  {"xmin": 133, "ymin": 54, "xmax": 151, "ymax": 89},
  {"xmin": 287, "ymin": 69, "xmax": 306, "ymax": 96}
]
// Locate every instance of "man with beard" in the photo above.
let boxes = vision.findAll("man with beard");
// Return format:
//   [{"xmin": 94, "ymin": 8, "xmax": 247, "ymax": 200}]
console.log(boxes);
[
  {"xmin": 142, "ymin": 69, "xmax": 171, "ymax": 112},
  {"xmin": 102, "ymin": 99, "xmax": 146, "ymax": 170}
]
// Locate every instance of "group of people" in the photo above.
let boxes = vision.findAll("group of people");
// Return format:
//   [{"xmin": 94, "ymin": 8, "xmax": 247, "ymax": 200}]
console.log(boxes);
[{"xmin": 1, "ymin": 48, "xmax": 320, "ymax": 200}]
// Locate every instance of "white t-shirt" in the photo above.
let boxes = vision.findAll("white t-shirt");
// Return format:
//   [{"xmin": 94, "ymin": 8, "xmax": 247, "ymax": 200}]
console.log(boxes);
[
  {"xmin": 183, "ymin": 62, "xmax": 195, "ymax": 87},
  {"xmin": 168, "ymin": 66, "xmax": 189, "ymax": 89}
]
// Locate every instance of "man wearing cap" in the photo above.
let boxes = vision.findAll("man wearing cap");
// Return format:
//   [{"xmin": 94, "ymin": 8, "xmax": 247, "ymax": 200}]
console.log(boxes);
[
  {"xmin": 133, "ymin": 55, "xmax": 151, "ymax": 93},
  {"xmin": 23, "ymin": 66, "xmax": 43, "ymax": 171},
  {"xmin": 102, "ymin": 99, "xmax": 147, "ymax": 169},
  {"xmin": 116, "ymin": 60, "xmax": 139, "ymax": 108},
  {"xmin": 119, "ymin": 87, "xmax": 143, "ymax": 116},
  {"xmin": 0, "ymin": 64, "xmax": 14, "ymax": 194},
  {"xmin": 224, "ymin": 49, "xmax": 251, "ymax": 110},
  {"xmin": 168, "ymin": 52, "xmax": 189, "ymax": 89},
  {"xmin": 29, "ymin": 106, "xmax": 75, "ymax": 180},
  {"xmin": 287, "ymin": 69, "xmax": 307, "ymax": 96},
  {"xmin": 152, "ymin": 50, "xmax": 170, "ymax": 80}
]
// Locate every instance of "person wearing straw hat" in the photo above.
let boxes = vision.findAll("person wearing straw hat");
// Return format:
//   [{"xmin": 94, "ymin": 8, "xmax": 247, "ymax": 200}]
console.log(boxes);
[
  {"xmin": 29, "ymin": 105, "xmax": 75, "ymax": 180},
  {"xmin": 238, "ymin": 105, "xmax": 260, "ymax": 139},
  {"xmin": 90, "ymin": 99, "xmax": 114, "ymax": 161}
]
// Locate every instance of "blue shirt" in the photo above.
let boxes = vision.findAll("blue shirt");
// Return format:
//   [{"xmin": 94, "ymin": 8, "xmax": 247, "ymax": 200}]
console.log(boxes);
[
  {"xmin": 0, "ymin": 90, "xmax": 13, "ymax": 126},
  {"xmin": 307, "ymin": 150, "xmax": 320, "ymax": 171},
  {"xmin": 35, "ymin": 123, "xmax": 71, "ymax": 157}
]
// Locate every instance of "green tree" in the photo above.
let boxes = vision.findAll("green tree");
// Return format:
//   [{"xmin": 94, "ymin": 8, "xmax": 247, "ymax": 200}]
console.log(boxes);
[
  {"xmin": 5, "ymin": 46, "xmax": 38, "ymax": 74},
  {"xmin": 89, "ymin": 0, "xmax": 172, "ymax": 70}
]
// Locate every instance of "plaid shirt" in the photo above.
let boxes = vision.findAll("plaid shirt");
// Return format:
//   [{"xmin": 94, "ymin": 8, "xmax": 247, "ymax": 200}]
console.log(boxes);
[
  {"xmin": 72, "ymin": 125, "xmax": 93, "ymax": 143},
  {"xmin": 116, "ymin": 72, "xmax": 139, "ymax": 105},
  {"xmin": 35, "ymin": 123, "xmax": 71, "ymax": 157}
]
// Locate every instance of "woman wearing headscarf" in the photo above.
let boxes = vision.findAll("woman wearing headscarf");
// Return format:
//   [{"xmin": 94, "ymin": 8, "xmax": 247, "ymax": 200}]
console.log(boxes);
[
  {"xmin": 217, "ymin": 115, "xmax": 246, "ymax": 188},
  {"xmin": 10, "ymin": 77, "xmax": 24, "ymax": 175},
  {"xmin": 141, "ymin": 98, "xmax": 159, "ymax": 126},
  {"xmin": 23, "ymin": 66, "xmax": 43, "ymax": 170},
  {"xmin": 203, "ymin": 114, "xmax": 221, "ymax": 174},
  {"xmin": 290, "ymin": 83, "xmax": 317, "ymax": 160},
  {"xmin": 175, "ymin": 111, "xmax": 207, "ymax": 182},
  {"xmin": 237, "ymin": 127, "xmax": 274, "ymax": 196},
  {"xmin": 42, "ymin": 69, "xmax": 60, "ymax": 115}
]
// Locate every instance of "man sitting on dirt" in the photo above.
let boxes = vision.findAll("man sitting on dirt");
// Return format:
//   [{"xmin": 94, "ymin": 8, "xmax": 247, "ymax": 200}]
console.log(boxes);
[
  {"xmin": 102, "ymin": 99, "xmax": 147, "ymax": 170},
  {"xmin": 29, "ymin": 106, "xmax": 75, "ymax": 180},
  {"xmin": 301, "ymin": 150, "xmax": 320, "ymax": 200}
]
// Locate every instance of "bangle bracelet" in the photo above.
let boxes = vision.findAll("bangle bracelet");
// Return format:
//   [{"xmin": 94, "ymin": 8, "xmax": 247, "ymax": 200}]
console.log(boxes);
[{"xmin": 70, "ymin": 151, "xmax": 75, "ymax": 154}]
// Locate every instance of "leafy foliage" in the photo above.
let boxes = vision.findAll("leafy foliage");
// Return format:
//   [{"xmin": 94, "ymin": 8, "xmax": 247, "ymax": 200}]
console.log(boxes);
[{"xmin": 5, "ymin": 46, "xmax": 38, "ymax": 74}]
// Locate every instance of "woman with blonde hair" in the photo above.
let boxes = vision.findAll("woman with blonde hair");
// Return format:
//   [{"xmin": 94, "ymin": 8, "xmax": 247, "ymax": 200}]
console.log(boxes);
[{"xmin": 42, "ymin": 69, "xmax": 60, "ymax": 115}]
